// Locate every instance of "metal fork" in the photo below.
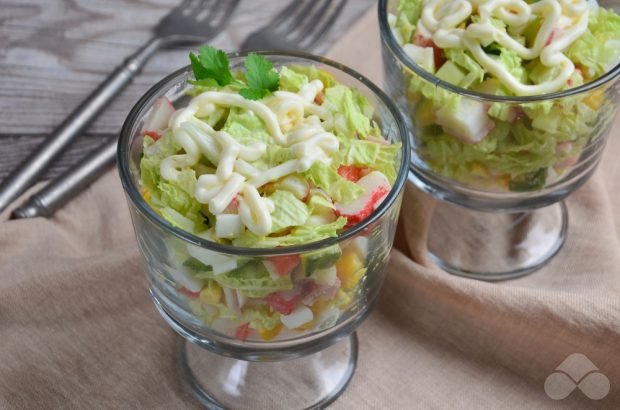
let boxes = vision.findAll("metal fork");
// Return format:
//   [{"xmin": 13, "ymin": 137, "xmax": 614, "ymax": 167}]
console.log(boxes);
[
  {"xmin": 0, "ymin": 0, "xmax": 240, "ymax": 215},
  {"xmin": 240, "ymin": 0, "xmax": 347, "ymax": 52}
]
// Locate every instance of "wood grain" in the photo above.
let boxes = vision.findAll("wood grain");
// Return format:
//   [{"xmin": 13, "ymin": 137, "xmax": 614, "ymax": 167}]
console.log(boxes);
[
  {"xmin": 0, "ymin": 0, "xmax": 374, "ymax": 179},
  {"xmin": 0, "ymin": 134, "xmax": 116, "ymax": 181}
]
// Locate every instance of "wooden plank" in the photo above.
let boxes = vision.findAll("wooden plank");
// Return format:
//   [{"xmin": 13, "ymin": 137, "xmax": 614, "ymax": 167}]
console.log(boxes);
[{"xmin": 0, "ymin": 134, "xmax": 116, "ymax": 181}]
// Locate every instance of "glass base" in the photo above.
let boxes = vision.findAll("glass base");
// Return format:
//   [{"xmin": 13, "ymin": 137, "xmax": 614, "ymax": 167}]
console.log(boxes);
[
  {"xmin": 427, "ymin": 201, "xmax": 568, "ymax": 281},
  {"xmin": 179, "ymin": 333, "xmax": 358, "ymax": 409}
]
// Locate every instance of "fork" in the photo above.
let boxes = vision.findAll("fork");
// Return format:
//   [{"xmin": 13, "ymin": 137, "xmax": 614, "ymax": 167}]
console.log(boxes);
[
  {"xmin": 0, "ymin": 0, "xmax": 240, "ymax": 214},
  {"xmin": 240, "ymin": 0, "xmax": 347, "ymax": 52}
]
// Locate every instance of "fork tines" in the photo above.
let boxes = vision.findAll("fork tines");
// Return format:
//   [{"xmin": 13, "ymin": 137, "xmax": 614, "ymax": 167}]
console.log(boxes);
[
  {"xmin": 276, "ymin": 0, "xmax": 347, "ymax": 45},
  {"xmin": 240, "ymin": 0, "xmax": 347, "ymax": 52}
]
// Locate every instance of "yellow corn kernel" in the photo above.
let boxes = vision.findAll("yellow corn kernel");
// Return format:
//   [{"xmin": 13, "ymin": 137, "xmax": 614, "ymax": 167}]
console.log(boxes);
[
  {"xmin": 311, "ymin": 298, "xmax": 331, "ymax": 316},
  {"xmin": 470, "ymin": 161, "xmax": 489, "ymax": 178},
  {"xmin": 336, "ymin": 252, "xmax": 365, "ymax": 289},
  {"xmin": 258, "ymin": 323, "xmax": 283, "ymax": 341},
  {"xmin": 583, "ymin": 90, "xmax": 604, "ymax": 110},
  {"xmin": 346, "ymin": 268, "xmax": 367, "ymax": 290},
  {"xmin": 199, "ymin": 282, "xmax": 222, "ymax": 305},
  {"xmin": 416, "ymin": 100, "xmax": 435, "ymax": 127},
  {"xmin": 296, "ymin": 299, "xmax": 335, "ymax": 331},
  {"xmin": 296, "ymin": 320, "xmax": 316, "ymax": 331},
  {"xmin": 318, "ymin": 69, "xmax": 336, "ymax": 87},
  {"xmin": 498, "ymin": 174, "xmax": 511, "ymax": 189},
  {"xmin": 336, "ymin": 251, "xmax": 363, "ymax": 277},
  {"xmin": 142, "ymin": 189, "xmax": 152, "ymax": 204}
]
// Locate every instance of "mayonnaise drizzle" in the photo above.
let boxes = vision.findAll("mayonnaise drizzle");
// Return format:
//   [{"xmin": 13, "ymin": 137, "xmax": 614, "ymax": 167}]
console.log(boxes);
[
  {"xmin": 418, "ymin": 0, "xmax": 589, "ymax": 95},
  {"xmin": 160, "ymin": 79, "xmax": 339, "ymax": 237}
]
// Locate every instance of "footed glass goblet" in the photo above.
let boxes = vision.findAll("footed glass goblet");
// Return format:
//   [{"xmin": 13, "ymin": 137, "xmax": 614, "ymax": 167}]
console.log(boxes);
[
  {"xmin": 118, "ymin": 52, "xmax": 410, "ymax": 408},
  {"xmin": 379, "ymin": 0, "xmax": 620, "ymax": 280}
]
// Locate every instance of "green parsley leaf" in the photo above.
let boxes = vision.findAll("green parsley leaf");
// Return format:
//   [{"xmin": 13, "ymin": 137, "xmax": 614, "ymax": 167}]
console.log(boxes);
[
  {"xmin": 189, "ymin": 46, "xmax": 233, "ymax": 86},
  {"xmin": 245, "ymin": 53, "xmax": 280, "ymax": 91},
  {"xmin": 239, "ymin": 53, "xmax": 280, "ymax": 100},
  {"xmin": 239, "ymin": 88, "xmax": 269, "ymax": 100},
  {"xmin": 189, "ymin": 53, "xmax": 211, "ymax": 80}
]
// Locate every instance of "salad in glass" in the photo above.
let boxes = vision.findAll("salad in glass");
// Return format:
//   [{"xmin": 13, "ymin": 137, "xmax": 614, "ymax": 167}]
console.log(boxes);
[
  {"xmin": 387, "ymin": 0, "xmax": 620, "ymax": 192},
  {"xmin": 130, "ymin": 47, "xmax": 405, "ymax": 343}
]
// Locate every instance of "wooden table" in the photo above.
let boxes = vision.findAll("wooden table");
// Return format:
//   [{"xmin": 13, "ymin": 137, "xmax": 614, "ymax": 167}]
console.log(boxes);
[{"xmin": 0, "ymin": 0, "xmax": 374, "ymax": 180}]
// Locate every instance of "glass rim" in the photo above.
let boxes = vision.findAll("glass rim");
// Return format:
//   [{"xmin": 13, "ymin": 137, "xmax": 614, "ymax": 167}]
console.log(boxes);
[
  {"xmin": 117, "ymin": 50, "xmax": 411, "ymax": 257},
  {"xmin": 377, "ymin": 0, "xmax": 620, "ymax": 103}
]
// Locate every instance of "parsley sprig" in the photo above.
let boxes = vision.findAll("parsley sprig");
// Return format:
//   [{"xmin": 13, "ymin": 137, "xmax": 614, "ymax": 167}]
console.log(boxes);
[
  {"xmin": 239, "ymin": 54, "xmax": 280, "ymax": 99},
  {"xmin": 189, "ymin": 46, "xmax": 233, "ymax": 86},
  {"xmin": 189, "ymin": 46, "xmax": 280, "ymax": 100}
]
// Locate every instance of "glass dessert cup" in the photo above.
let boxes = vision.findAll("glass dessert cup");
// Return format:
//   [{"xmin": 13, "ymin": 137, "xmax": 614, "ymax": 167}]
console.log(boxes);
[
  {"xmin": 117, "ymin": 52, "xmax": 410, "ymax": 409},
  {"xmin": 379, "ymin": 0, "xmax": 620, "ymax": 280}
]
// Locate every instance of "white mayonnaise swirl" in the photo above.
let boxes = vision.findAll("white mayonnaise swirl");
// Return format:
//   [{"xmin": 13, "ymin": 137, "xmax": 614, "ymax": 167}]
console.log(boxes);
[
  {"xmin": 160, "ymin": 79, "xmax": 339, "ymax": 237},
  {"xmin": 418, "ymin": 0, "xmax": 589, "ymax": 95}
]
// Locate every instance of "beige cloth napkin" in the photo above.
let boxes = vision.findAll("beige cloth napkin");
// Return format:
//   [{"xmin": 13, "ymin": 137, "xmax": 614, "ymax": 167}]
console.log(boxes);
[{"xmin": 2, "ymin": 9, "xmax": 619, "ymax": 409}]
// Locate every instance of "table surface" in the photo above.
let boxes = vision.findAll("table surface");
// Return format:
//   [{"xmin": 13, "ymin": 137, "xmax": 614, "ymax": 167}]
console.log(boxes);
[{"xmin": 0, "ymin": 0, "xmax": 374, "ymax": 180}]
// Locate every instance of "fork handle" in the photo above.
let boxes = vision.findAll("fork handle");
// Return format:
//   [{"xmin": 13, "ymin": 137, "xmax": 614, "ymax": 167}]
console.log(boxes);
[
  {"xmin": 0, "ymin": 37, "xmax": 162, "ymax": 214},
  {"xmin": 11, "ymin": 136, "xmax": 118, "ymax": 219}
]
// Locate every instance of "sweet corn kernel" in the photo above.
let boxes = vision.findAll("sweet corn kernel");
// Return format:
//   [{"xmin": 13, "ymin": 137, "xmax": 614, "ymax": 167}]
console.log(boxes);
[
  {"xmin": 470, "ymin": 161, "xmax": 489, "ymax": 177},
  {"xmin": 416, "ymin": 100, "xmax": 435, "ymax": 127},
  {"xmin": 258, "ymin": 323, "xmax": 283, "ymax": 341},
  {"xmin": 583, "ymin": 90, "xmax": 604, "ymax": 110},
  {"xmin": 336, "ymin": 252, "xmax": 365, "ymax": 289},
  {"xmin": 336, "ymin": 251, "xmax": 363, "ymax": 275},
  {"xmin": 296, "ymin": 319, "xmax": 316, "ymax": 331},
  {"xmin": 344, "ymin": 268, "xmax": 366, "ymax": 290},
  {"xmin": 318, "ymin": 69, "xmax": 336, "ymax": 88},
  {"xmin": 498, "ymin": 174, "xmax": 511, "ymax": 189},
  {"xmin": 295, "ymin": 299, "xmax": 335, "ymax": 331},
  {"xmin": 311, "ymin": 298, "xmax": 331, "ymax": 316},
  {"xmin": 142, "ymin": 189, "xmax": 152, "ymax": 204},
  {"xmin": 199, "ymin": 282, "xmax": 222, "ymax": 305}
]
